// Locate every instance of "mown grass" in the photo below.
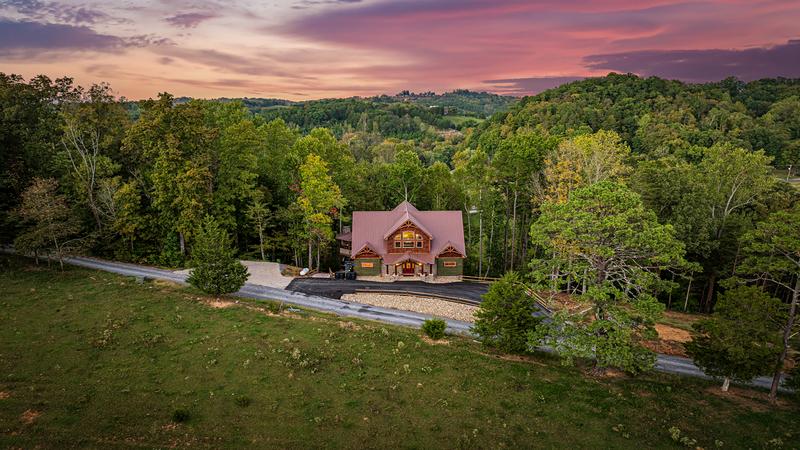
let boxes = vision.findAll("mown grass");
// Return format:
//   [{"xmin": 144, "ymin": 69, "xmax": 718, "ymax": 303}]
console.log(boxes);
[{"xmin": 0, "ymin": 256, "xmax": 797, "ymax": 449}]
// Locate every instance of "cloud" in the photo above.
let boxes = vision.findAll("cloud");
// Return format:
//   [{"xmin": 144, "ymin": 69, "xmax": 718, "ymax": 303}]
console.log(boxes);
[
  {"xmin": 482, "ymin": 76, "xmax": 586, "ymax": 96},
  {"xmin": 0, "ymin": 0, "xmax": 119, "ymax": 25},
  {"xmin": 584, "ymin": 39, "xmax": 800, "ymax": 82},
  {"xmin": 292, "ymin": 0, "xmax": 362, "ymax": 10},
  {"xmin": 0, "ymin": 19, "xmax": 168, "ymax": 58},
  {"xmin": 164, "ymin": 12, "xmax": 218, "ymax": 28}
]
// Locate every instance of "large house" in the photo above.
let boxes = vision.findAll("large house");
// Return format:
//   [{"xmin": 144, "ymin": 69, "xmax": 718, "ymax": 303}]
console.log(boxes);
[{"xmin": 337, "ymin": 201, "xmax": 466, "ymax": 278}]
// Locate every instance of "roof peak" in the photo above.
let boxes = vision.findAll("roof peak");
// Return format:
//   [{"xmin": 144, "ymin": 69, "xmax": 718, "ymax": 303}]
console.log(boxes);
[{"xmin": 392, "ymin": 201, "xmax": 419, "ymax": 213}]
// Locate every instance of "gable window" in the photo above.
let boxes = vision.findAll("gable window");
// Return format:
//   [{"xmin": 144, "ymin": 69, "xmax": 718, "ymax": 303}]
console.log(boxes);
[
  {"xmin": 416, "ymin": 241, "xmax": 422, "ymax": 248},
  {"xmin": 394, "ymin": 241, "xmax": 401, "ymax": 248},
  {"xmin": 403, "ymin": 241, "xmax": 414, "ymax": 248},
  {"xmin": 402, "ymin": 231, "xmax": 415, "ymax": 240}
]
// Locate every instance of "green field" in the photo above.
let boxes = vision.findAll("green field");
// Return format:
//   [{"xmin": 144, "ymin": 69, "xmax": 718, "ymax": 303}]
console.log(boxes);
[{"xmin": 0, "ymin": 257, "xmax": 797, "ymax": 448}]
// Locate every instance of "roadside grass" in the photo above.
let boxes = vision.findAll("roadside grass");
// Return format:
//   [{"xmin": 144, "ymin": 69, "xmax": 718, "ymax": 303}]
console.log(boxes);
[{"xmin": 0, "ymin": 257, "xmax": 797, "ymax": 448}]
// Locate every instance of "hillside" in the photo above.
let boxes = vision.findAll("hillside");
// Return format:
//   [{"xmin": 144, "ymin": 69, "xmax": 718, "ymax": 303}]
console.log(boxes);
[{"xmin": 467, "ymin": 74, "xmax": 800, "ymax": 166}]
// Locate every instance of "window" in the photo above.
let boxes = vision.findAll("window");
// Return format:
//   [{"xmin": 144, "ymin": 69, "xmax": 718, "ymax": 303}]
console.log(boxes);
[
  {"xmin": 402, "ymin": 231, "xmax": 415, "ymax": 240},
  {"xmin": 403, "ymin": 241, "xmax": 414, "ymax": 248},
  {"xmin": 416, "ymin": 241, "xmax": 422, "ymax": 248},
  {"xmin": 394, "ymin": 235, "xmax": 401, "ymax": 240},
  {"xmin": 361, "ymin": 262, "xmax": 374, "ymax": 268},
  {"xmin": 416, "ymin": 234, "xmax": 423, "ymax": 240},
  {"xmin": 443, "ymin": 261, "xmax": 457, "ymax": 268},
  {"xmin": 394, "ymin": 241, "xmax": 401, "ymax": 248}
]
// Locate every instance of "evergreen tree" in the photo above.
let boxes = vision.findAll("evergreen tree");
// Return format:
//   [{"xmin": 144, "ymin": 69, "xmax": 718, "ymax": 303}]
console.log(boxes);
[
  {"xmin": 473, "ymin": 272, "xmax": 542, "ymax": 354},
  {"xmin": 187, "ymin": 216, "xmax": 249, "ymax": 296},
  {"xmin": 686, "ymin": 286, "xmax": 784, "ymax": 391}
]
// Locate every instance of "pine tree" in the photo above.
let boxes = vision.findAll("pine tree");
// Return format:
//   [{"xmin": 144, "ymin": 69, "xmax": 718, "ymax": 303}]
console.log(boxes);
[
  {"xmin": 187, "ymin": 216, "xmax": 249, "ymax": 296},
  {"xmin": 685, "ymin": 286, "xmax": 784, "ymax": 391}
]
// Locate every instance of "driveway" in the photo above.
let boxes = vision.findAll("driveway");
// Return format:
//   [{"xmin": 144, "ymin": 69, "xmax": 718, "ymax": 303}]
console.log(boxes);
[{"xmin": 286, "ymin": 278, "xmax": 490, "ymax": 303}]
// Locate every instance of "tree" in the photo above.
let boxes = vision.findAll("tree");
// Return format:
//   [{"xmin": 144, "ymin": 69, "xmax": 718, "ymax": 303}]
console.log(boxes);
[
  {"xmin": 187, "ymin": 216, "xmax": 249, "ymax": 296},
  {"xmin": 685, "ymin": 286, "xmax": 784, "ymax": 391},
  {"xmin": 247, "ymin": 191, "xmax": 271, "ymax": 261},
  {"xmin": 59, "ymin": 83, "xmax": 127, "ymax": 229},
  {"xmin": 529, "ymin": 182, "xmax": 689, "ymax": 373},
  {"xmin": 736, "ymin": 206, "xmax": 800, "ymax": 401},
  {"xmin": 295, "ymin": 154, "xmax": 345, "ymax": 270},
  {"xmin": 543, "ymin": 130, "xmax": 630, "ymax": 204},
  {"xmin": 14, "ymin": 178, "xmax": 83, "ymax": 270},
  {"xmin": 473, "ymin": 272, "xmax": 542, "ymax": 354}
]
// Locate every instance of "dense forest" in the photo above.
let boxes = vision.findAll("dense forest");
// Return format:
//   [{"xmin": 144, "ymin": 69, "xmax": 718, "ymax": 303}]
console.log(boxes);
[
  {"xmin": 3, "ymin": 71, "xmax": 799, "ymax": 396},
  {"xmin": 2, "ymin": 72, "xmax": 798, "ymax": 314}
]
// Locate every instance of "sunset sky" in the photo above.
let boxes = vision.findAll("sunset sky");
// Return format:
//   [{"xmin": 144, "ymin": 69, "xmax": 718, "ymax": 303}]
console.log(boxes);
[{"xmin": 1, "ymin": 0, "xmax": 799, "ymax": 99}]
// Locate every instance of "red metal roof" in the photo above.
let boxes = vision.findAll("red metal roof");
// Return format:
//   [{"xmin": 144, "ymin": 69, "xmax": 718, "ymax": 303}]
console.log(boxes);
[{"xmin": 350, "ymin": 201, "xmax": 466, "ymax": 261}]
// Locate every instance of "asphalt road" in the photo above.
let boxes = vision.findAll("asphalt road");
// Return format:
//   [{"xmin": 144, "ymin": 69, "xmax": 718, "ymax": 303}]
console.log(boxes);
[
  {"xmin": 11, "ymin": 253, "xmax": 784, "ymax": 391},
  {"xmin": 286, "ymin": 277, "xmax": 490, "ymax": 303}
]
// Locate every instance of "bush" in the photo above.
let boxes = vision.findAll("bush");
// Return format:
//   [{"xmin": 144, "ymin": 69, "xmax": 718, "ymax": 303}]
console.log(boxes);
[
  {"xmin": 187, "ymin": 216, "xmax": 249, "ymax": 296},
  {"xmin": 422, "ymin": 319, "xmax": 446, "ymax": 340},
  {"xmin": 473, "ymin": 272, "xmax": 542, "ymax": 354},
  {"xmin": 172, "ymin": 409, "xmax": 190, "ymax": 423}
]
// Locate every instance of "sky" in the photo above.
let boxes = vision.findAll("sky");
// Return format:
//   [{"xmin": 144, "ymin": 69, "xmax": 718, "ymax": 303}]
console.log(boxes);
[{"xmin": 1, "ymin": 0, "xmax": 799, "ymax": 99}]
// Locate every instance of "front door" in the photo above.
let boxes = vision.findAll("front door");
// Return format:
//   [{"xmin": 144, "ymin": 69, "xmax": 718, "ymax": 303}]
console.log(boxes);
[{"xmin": 402, "ymin": 262, "xmax": 415, "ymax": 275}]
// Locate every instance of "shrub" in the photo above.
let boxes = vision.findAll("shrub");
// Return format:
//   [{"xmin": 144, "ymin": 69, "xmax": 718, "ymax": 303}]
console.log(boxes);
[
  {"xmin": 187, "ymin": 216, "xmax": 249, "ymax": 296},
  {"xmin": 474, "ymin": 272, "xmax": 542, "ymax": 354},
  {"xmin": 422, "ymin": 319, "xmax": 446, "ymax": 340},
  {"xmin": 171, "ymin": 409, "xmax": 190, "ymax": 423}
]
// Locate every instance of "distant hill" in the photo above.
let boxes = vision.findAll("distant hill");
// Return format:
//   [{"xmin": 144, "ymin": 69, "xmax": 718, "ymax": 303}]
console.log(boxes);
[{"xmin": 466, "ymin": 74, "xmax": 800, "ymax": 166}]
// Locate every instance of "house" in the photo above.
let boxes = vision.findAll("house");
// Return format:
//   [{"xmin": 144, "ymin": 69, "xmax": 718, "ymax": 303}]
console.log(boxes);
[{"xmin": 336, "ymin": 201, "xmax": 466, "ymax": 278}]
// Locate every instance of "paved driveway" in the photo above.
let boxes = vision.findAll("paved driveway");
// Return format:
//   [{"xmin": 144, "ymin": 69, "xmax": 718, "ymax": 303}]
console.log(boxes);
[{"xmin": 286, "ymin": 278, "xmax": 490, "ymax": 303}]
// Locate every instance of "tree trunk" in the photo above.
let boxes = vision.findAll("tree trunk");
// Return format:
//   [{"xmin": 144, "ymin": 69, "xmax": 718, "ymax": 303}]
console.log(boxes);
[
  {"xmin": 307, "ymin": 239, "xmax": 312, "ymax": 269},
  {"xmin": 684, "ymin": 277, "xmax": 693, "ymax": 312},
  {"xmin": 179, "ymin": 232, "xmax": 186, "ymax": 256},
  {"xmin": 258, "ymin": 229, "xmax": 265, "ymax": 261},
  {"xmin": 510, "ymin": 188, "xmax": 518, "ymax": 271},
  {"xmin": 721, "ymin": 377, "xmax": 730, "ymax": 392},
  {"xmin": 502, "ymin": 187, "xmax": 509, "ymax": 271},
  {"xmin": 704, "ymin": 273, "xmax": 716, "ymax": 313},
  {"xmin": 770, "ymin": 277, "xmax": 799, "ymax": 403},
  {"xmin": 316, "ymin": 239, "xmax": 320, "ymax": 272}
]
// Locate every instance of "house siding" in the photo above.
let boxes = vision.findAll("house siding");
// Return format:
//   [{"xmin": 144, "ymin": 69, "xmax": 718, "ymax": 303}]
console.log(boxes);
[
  {"xmin": 435, "ymin": 257, "xmax": 463, "ymax": 276},
  {"xmin": 354, "ymin": 258, "xmax": 382, "ymax": 276}
]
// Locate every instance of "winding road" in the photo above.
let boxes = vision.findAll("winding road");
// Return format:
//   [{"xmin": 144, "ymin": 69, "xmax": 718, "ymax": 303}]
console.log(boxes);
[{"xmin": 25, "ymin": 254, "xmax": 784, "ymax": 390}]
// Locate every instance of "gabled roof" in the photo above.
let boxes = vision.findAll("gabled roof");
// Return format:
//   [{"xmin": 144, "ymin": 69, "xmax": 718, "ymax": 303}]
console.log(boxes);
[
  {"xmin": 382, "ymin": 210, "xmax": 433, "ymax": 240},
  {"xmin": 349, "ymin": 201, "xmax": 466, "ymax": 259},
  {"xmin": 383, "ymin": 252, "xmax": 435, "ymax": 265}
]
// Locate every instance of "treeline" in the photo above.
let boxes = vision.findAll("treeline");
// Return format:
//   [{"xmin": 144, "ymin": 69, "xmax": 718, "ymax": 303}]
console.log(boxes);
[{"xmin": 2, "ymin": 72, "xmax": 798, "ymax": 314}]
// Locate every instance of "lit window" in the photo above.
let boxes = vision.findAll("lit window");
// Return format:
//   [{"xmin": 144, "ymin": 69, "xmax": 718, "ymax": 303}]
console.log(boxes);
[
  {"xmin": 394, "ymin": 234, "xmax": 401, "ymax": 240},
  {"xmin": 402, "ymin": 231, "xmax": 415, "ymax": 240},
  {"xmin": 416, "ymin": 234, "xmax": 423, "ymax": 240},
  {"xmin": 361, "ymin": 262, "xmax": 374, "ymax": 268},
  {"xmin": 443, "ymin": 261, "xmax": 457, "ymax": 267}
]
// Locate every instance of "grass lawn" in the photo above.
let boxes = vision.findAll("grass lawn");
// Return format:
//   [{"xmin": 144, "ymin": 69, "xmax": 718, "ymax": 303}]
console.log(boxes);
[{"xmin": 0, "ymin": 257, "xmax": 797, "ymax": 448}]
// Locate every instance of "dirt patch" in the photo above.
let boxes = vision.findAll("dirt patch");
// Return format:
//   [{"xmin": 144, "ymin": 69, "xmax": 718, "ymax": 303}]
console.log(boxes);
[
  {"xmin": 420, "ymin": 335, "xmax": 450, "ymax": 346},
  {"xmin": 206, "ymin": 299, "xmax": 235, "ymax": 309},
  {"xmin": 655, "ymin": 324, "xmax": 692, "ymax": 343},
  {"xmin": 20, "ymin": 409, "xmax": 40, "ymax": 424},
  {"xmin": 338, "ymin": 321, "xmax": 362, "ymax": 331},
  {"xmin": 642, "ymin": 339, "xmax": 687, "ymax": 357},
  {"xmin": 0, "ymin": 391, "xmax": 10, "ymax": 400}
]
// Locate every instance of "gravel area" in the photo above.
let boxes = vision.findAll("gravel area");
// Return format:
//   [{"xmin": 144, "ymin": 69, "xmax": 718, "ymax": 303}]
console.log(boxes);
[{"xmin": 342, "ymin": 292, "xmax": 478, "ymax": 323}]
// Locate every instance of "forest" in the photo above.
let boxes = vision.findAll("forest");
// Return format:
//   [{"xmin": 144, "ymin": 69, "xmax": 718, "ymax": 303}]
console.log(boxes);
[{"xmin": 1, "ymin": 72, "xmax": 798, "ymax": 313}]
